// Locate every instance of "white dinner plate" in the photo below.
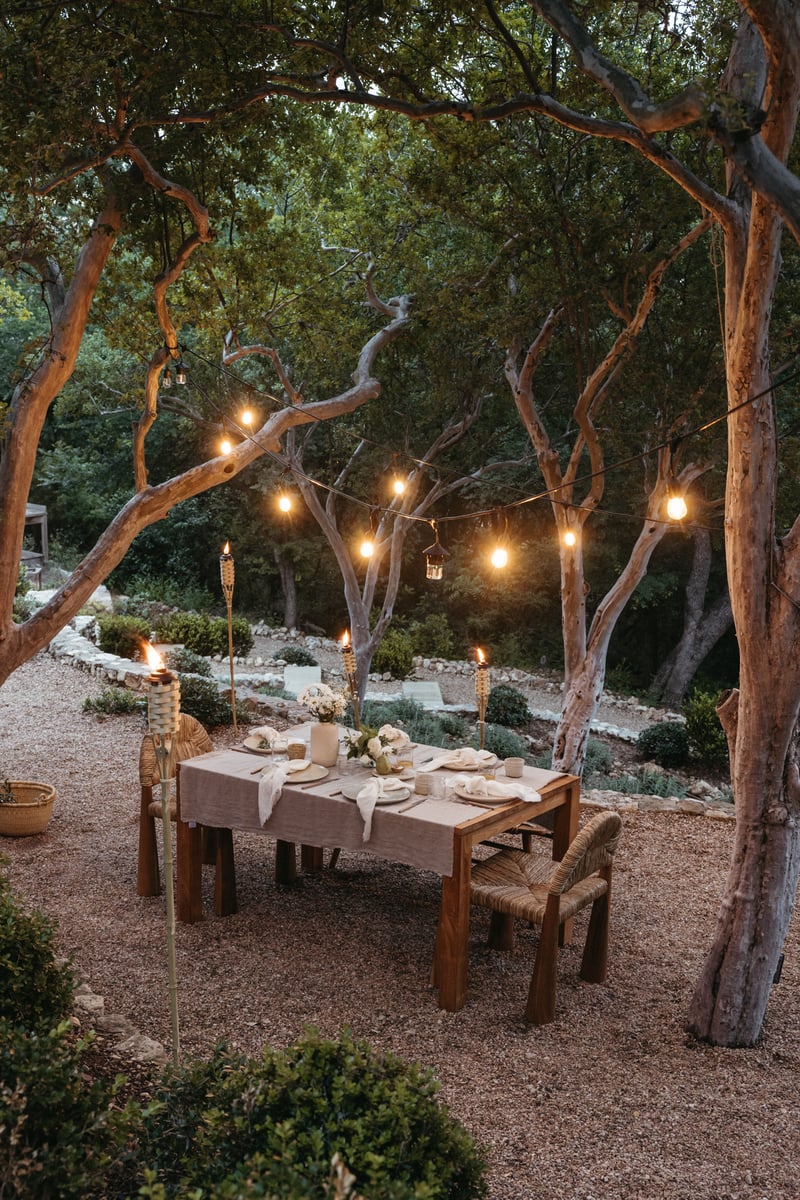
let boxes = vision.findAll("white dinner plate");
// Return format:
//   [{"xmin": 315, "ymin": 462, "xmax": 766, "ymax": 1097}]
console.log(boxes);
[
  {"xmin": 440, "ymin": 755, "xmax": 498, "ymax": 771},
  {"xmin": 242, "ymin": 736, "xmax": 289, "ymax": 755},
  {"xmin": 454, "ymin": 785, "xmax": 517, "ymax": 805},
  {"xmin": 283, "ymin": 762, "xmax": 329, "ymax": 784},
  {"xmin": 341, "ymin": 780, "xmax": 411, "ymax": 804}
]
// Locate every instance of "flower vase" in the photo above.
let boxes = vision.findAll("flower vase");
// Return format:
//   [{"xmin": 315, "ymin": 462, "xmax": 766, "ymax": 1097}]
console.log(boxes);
[{"xmin": 310, "ymin": 722, "xmax": 340, "ymax": 767}]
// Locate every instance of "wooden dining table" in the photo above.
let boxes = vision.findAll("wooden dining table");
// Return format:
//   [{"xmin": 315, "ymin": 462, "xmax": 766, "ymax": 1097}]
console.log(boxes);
[{"xmin": 175, "ymin": 735, "xmax": 579, "ymax": 1012}]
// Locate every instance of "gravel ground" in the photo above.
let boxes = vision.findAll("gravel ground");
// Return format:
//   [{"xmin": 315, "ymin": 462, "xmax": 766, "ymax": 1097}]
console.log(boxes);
[{"xmin": 2, "ymin": 653, "xmax": 800, "ymax": 1200}]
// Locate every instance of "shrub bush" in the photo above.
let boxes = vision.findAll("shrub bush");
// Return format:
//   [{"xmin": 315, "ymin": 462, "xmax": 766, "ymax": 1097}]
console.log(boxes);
[
  {"xmin": 177, "ymin": 675, "xmax": 237, "ymax": 728},
  {"xmin": 133, "ymin": 1029, "xmax": 487, "ymax": 1199},
  {"xmin": 636, "ymin": 721, "xmax": 690, "ymax": 768},
  {"xmin": 153, "ymin": 611, "xmax": 253, "ymax": 657},
  {"xmin": 82, "ymin": 686, "xmax": 144, "ymax": 717},
  {"xmin": 438, "ymin": 712, "xmax": 469, "ymax": 741},
  {"xmin": 584, "ymin": 738, "xmax": 613, "ymax": 776},
  {"xmin": 480, "ymin": 724, "xmax": 527, "ymax": 760},
  {"xmin": 485, "ymin": 684, "xmax": 531, "ymax": 728},
  {"xmin": 164, "ymin": 647, "xmax": 213, "ymax": 677},
  {"xmin": 603, "ymin": 768, "xmax": 687, "ymax": 798},
  {"xmin": 96, "ymin": 613, "xmax": 152, "ymax": 659},
  {"xmin": 0, "ymin": 869, "xmax": 74, "ymax": 1034},
  {"xmin": 272, "ymin": 644, "xmax": 318, "ymax": 666},
  {"xmin": 683, "ymin": 690, "xmax": 729, "ymax": 768},
  {"xmin": 0, "ymin": 1019, "xmax": 130, "ymax": 1199},
  {"xmin": 371, "ymin": 629, "xmax": 414, "ymax": 679},
  {"xmin": 408, "ymin": 613, "xmax": 456, "ymax": 660}
]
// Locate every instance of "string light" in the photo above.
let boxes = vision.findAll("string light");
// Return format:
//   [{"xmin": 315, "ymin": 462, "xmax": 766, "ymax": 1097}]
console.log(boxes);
[
  {"xmin": 220, "ymin": 437, "xmax": 233, "ymax": 455},
  {"xmin": 360, "ymin": 508, "xmax": 380, "ymax": 558},
  {"xmin": 175, "ymin": 360, "xmax": 187, "ymax": 385},
  {"xmin": 162, "ymin": 367, "xmax": 173, "ymax": 388},
  {"xmin": 278, "ymin": 492, "xmax": 292, "ymax": 513},
  {"xmin": 240, "ymin": 408, "xmax": 255, "ymax": 427},
  {"xmin": 490, "ymin": 512, "xmax": 510, "ymax": 568},
  {"xmin": 563, "ymin": 528, "xmax": 578, "ymax": 548},
  {"xmin": 666, "ymin": 491, "xmax": 688, "ymax": 521}
]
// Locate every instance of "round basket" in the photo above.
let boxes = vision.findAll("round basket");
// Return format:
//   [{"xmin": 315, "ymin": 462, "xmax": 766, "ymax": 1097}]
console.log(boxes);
[{"xmin": 0, "ymin": 782, "xmax": 56, "ymax": 837}]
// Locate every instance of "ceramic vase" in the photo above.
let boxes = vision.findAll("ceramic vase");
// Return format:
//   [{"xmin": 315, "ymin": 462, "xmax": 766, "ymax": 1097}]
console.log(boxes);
[{"xmin": 309, "ymin": 722, "xmax": 340, "ymax": 767}]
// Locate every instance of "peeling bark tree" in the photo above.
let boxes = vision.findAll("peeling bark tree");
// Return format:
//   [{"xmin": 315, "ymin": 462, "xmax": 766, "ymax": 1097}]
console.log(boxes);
[{"xmin": 504, "ymin": 221, "xmax": 710, "ymax": 776}]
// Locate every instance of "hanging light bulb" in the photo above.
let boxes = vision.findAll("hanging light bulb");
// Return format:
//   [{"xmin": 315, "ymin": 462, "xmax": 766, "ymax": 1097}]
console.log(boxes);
[
  {"xmin": 162, "ymin": 366, "xmax": 173, "ymax": 388},
  {"xmin": 360, "ymin": 508, "xmax": 380, "ymax": 559},
  {"xmin": 220, "ymin": 437, "xmax": 233, "ymax": 455},
  {"xmin": 240, "ymin": 408, "xmax": 254, "ymax": 427},
  {"xmin": 392, "ymin": 475, "xmax": 406, "ymax": 497},
  {"xmin": 278, "ymin": 491, "xmax": 292, "ymax": 513},
  {"xmin": 175, "ymin": 360, "xmax": 188, "ymax": 385},
  {"xmin": 422, "ymin": 521, "xmax": 449, "ymax": 580},
  {"xmin": 667, "ymin": 490, "xmax": 688, "ymax": 521},
  {"xmin": 563, "ymin": 528, "xmax": 577, "ymax": 548},
  {"xmin": 490, "ymin": 545, "xmax": 509, "ymax": 569}
]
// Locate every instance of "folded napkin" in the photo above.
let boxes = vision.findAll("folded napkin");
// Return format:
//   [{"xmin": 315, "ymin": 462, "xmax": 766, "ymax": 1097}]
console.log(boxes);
[
  {"xmin": 451, "ymin": 774, "xmax": 541, "ymax": 804},
  {"xmin": 355, "ymin": 776, "xmax": 407, "ymax": 841},
  {"xmin": 250, "ymin": 725, "xmax": 282, "ymax": 750},
  {"xmin": 257, "ymin": 759, "xmax": 311, "ymax": 824},
  {"xmin": 426, "ymin": 747, "xmax": 497, "ymax": 771}
]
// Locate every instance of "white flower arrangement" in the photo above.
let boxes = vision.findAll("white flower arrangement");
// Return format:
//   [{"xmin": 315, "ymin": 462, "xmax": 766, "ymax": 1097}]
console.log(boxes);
[
  {"xmin": 344, "ymin": 722, "xmax": 406, "ymax": 774},
  {"xmin": 297, "ymin": 682, "xmax": 348, "ymax": 723}
]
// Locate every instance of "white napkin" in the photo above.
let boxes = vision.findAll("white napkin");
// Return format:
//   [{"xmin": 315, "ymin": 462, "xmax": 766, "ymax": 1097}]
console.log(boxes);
[
  {"xmin": 250, "ymin": 725, "xmax": 281, "ymax": 750},
  {"xmin": 257, "ymin": 759, "xmax": 311, "ymax": 824},
  {"xmin": 451, "ymin": 773, "xmax": 541, "ymax": 804},
  {"xmin": 355, "ymin": 776, "xmax": 407, "ymax": 841},
  {"xmin": 426, "ymin": 747, "xmax": 497, "ymax": 771}
]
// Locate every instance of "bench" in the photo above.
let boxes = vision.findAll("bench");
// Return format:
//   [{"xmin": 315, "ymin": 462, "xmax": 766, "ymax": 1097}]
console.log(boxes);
[{"xmin": 401, "ymin": 680, "xmax": 444, "ymax": 710}]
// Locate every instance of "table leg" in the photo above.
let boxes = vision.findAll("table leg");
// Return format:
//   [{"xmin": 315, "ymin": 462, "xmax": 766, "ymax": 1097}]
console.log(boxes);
[
  {"xmin": 214, "ymin": 829, "xmax": 237, "ymax": 917},
  {"xmin": 175, "ymin": 772, "xmax": 203, "ymax": 923},
  {"xmin": 275, "ymin": 840, "xmax": 297, "ymax": 883},
  {"xmin": 300, "ymin": 844, "xmax": 324, "ymax": 874},
  {"xmin": 435, "ymin": 834, "xmax": 472, "ymax": 1012}
]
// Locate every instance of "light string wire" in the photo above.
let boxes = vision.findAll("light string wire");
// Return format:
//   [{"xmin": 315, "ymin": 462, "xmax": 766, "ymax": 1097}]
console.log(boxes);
[{"xmin": 176, "ymin": 342, "xmax": 800, "ymax": 533}]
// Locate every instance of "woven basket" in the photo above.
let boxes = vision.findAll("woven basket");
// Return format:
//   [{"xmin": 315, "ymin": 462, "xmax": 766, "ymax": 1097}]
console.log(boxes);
[{"xmin": 0, "ymin": 782, "xmax": 56, "ymax": 837}]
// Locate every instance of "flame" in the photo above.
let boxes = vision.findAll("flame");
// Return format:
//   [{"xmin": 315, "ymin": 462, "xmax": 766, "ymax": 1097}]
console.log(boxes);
[
  {"xmin": 476, "ymin": 647, "xmax": 486, "ymax": 665},
  {"xmin": 222, "ymin": 541, "xmax": 230, "ymax": 555},
  {"xmin": 144, "ymin": 644, "xmax": 165, "ymax": 672},
  {"xmin": 341, "ymin": 630, "xmax": 350, "ymax": 648}
]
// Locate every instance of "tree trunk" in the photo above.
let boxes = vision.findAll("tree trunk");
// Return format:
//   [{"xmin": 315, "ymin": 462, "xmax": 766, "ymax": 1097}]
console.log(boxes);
[
  {"xmin": 650, "ymin": 528, "xmax": 732, "ymax": 708},
  {"xmin": 273, "ymin": 547, "xmax": 298, "ymax": 630}
]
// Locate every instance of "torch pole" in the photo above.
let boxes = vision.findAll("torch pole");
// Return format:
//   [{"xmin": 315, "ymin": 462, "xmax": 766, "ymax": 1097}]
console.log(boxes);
[
  {"xmin": 220, "ymin": 547, "xmax": 238, "ymax": 737},
  {"xmin": 341, "ymin": 637, "xmax": 361, "ymax": 729},
  {"xmin": 476, "ymin": 659, "xmax": 490, "ymax": 751},
  {"xmin": 148, "ymin": 668, "xmax": 182, "ymax": 1067}
]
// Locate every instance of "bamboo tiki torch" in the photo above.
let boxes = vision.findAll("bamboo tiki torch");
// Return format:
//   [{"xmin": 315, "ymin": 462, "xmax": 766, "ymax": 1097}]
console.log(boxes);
[
  {"xmin": 340, "ymin": 629, "xmax": 360, "ymax": 729},
  {"xmin": 145, "ymin": 646, "xmax": 182, "ymax": 1067},
  {"xmin": 475, "ymin": 647, "xmax": 490, "ymax": 751},
  {"xmin": 220, "ymin": 542, "xmax": 238, "ymax": 737}
]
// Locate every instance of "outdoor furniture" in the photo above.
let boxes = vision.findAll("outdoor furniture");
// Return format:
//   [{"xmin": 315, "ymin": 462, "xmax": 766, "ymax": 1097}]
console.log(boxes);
[
  {"xmin": 175, "ymin": 734, "xmax": 579, "ymax": 1011},
  {"xmin": 24, "ymin": 502, "xmax": 49, "ymax": 564},
  {"xmin": 137, "ymin": 713, "xmax": 237, "ymax": 917},
  {"xmin": 469, "ymin": 810, "xmax": 622, "ymax": 1024}
]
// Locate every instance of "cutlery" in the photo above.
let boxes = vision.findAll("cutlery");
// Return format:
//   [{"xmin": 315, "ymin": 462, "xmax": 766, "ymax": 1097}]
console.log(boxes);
[{"xmin": 398, "ymin": 796, "xmax": 427, "ymax": 814}]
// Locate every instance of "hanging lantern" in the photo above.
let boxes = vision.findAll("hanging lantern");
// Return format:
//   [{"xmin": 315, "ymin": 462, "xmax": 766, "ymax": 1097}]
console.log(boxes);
[
  {"xmin": 175, "ymin": 360, "xmax": 188, "ymax": 385},
  {"xmin": 422, "ymin": 522, "xmax": 449, "ymax": 580},
  {"xmin": 162, "ymin": 367, "xmax": 173, "ymax": 388}
]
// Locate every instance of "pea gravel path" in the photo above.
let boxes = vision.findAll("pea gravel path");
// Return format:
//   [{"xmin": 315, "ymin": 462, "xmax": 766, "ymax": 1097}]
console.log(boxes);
[{"xmin": 2, "ymin": 653, "xmax": 800, "ymax": 1200}]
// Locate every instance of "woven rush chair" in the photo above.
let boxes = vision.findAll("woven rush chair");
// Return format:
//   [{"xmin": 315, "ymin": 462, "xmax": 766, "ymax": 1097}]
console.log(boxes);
[
  {"xmin": 470, "ymin": 810, "xmax": 622, "ymax": 1025},
  {"xmin": 137, "ymin": 713, "xmax": 236, "ymax": 915}
]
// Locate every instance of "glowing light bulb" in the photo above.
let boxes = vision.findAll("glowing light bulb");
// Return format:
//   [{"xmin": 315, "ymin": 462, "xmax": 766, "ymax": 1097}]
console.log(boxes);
[
  {"xmin": 392, "ymin": 476, "xmax": 406, "ymax": 496},
  {"xmin": 360, "ymin": 538, "xmax": 374, "ymax": 558},
  {"xmin": 667, "ymin": 494, "xmax": 688, "ymax": 521},
  {"xmin": 490, "ymin": 546, "xmax": 508, "ymax": 569},
  {"xmin": 240, "ymin": 409, "xmax": 254, "ymax": 426},
  {"xmin": 278, "ymin": 493, "xmax": 292, "ymax": 513},
  {"xmin": 564, "ymin": 529, "xmax": 577, "ymax": 548},
  {"xmin": 220, "ymin": 438, "xmax": 233, "ymax": 455}
]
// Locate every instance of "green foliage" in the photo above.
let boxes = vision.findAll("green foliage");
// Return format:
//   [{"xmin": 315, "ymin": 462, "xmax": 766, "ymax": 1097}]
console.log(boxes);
[
  {"xmin": 153, "ymin": 611, "xmax": 254, "ymax": 657},
  {"xmin": 13, "ymin": 565, "xmax": 35, "ymax": 621},
  {"xmin": 272, "ymin": 645, "xmax": 318, "ymax": 666},
  {"xmin": 96, "ymin": 613, "xmax": 152, "ymax": 659},
  {"xmin": 0, "ymin": 1019, "xmax": 130, "ymax": 1199},
  {"xmin": 82, "ymin": 687, "xmax": 144, "ymax": 717},
  {"xmin": 164, "ymin": 647, "xmax": 213, "ymax": 677},
  {"xmin": 485, "ymin": 684, "xmax": 531, "ymax": 728},
  {"xmin": 0, "ymin": 870, "xmax": 74, "ymax": 1034},
  {"xmin": 124, "ymin": 575, "xmax": 216, "ymax": 616},
  {"xmin": 683, "ymin": 690, "xmax": 729, "ymax": 768},
  {"xmin": 371, "ymin": 629, "xmax": 414, "ymax": 679},
  {"xmin": 176, "ymin": 675, "xmax": 237, "ymax": 728},
  {"xmin": 584, "ymin": 739, "xmax": 613, "ymax": 776},
  {"xmin": 408, "ymin": 613, "xmax": 456, "ymax": 659},
  {"xmin": 438, "ymin": 712, "xmax": 469, "ymax": 740},
  {"xmin": 361, "ymin": 698, "xmax": 425, "ymax": 727},
  {"xmin": 479, "ymin": 725, "xmax": 527, "ymax": 760},
  {"xmin": 133, "ymin": 1030, "xmax": 488, "ymax": 1200},
  {"xmin": 636, "ymin": 721, "xmax": 691, "ymax": 768},
  {"xmin": 601, "ymin": 768, "xmax": 687, "ymax": 798}
]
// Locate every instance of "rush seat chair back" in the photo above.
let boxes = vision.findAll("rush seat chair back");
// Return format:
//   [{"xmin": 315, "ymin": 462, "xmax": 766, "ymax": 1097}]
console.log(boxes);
[{"xmin": 470, "ymin": 810, "xmax": 622, "ymax": 1024}]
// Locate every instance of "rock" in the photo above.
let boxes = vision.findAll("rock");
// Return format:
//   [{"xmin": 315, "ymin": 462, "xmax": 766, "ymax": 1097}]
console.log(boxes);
[
  {"xmin": 678, "ymin": 798, "xmax": 707, "ymax": 815},
  {"xmin": 115, "ymin": 1032, "xmax": 169, "ymax": 1064}
]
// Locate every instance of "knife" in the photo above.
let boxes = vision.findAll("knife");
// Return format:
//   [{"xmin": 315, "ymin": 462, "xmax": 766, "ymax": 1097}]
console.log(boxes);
[{"xmin": 398, "ymin": 796, "xmax": 427, "ymax": 814}]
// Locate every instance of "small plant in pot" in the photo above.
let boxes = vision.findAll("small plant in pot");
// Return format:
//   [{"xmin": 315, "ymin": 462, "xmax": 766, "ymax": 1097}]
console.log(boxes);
[{"xmin": 0, "ymin": 779, "xmax": 57, "ymax": 836}]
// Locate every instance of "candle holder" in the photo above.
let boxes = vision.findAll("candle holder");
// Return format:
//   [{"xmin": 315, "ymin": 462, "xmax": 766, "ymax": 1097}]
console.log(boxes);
[
  {"xmin": 340, "ymin": 632, "xmax": 361, "ymax": 729},
  {"xmin": 475, "ymin": 652, "xmax": 490, "ymax": 751},
  {"xmin": 220, "ymin": 543, "xmax": 238, "ymax": 737},
  {"xmin": 146, "ymin": 653, "xmax": 182, "ymax": 1067}
]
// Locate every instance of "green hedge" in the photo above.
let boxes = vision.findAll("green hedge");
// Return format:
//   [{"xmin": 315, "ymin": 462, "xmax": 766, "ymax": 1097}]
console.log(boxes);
[{"xmin": 153, "ymin": 611, "xmax": 253, "ymax": 657}]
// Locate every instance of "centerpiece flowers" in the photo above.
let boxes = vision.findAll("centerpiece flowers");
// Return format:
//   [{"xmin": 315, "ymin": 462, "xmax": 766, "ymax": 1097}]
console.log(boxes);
[
  {"xmin": 297, "ymin": 683, "xmax": 349, "ymax": 723},
  {"xmin": 346, "ymin": 723, "xmax": 411, "ymax": 775}
]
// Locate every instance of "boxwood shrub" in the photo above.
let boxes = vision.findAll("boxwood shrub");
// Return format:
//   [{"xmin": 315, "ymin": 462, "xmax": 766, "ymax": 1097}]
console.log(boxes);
[
  {"xmin": 485, "ymin": 684, "xmax": 531, "ymax": 728},
  {"xmin": 133, "ymin": 1029, "xmax": 487, "ymax": 1200},
  {"xmin": 153, "ymin": 611, "xmax": 253, "ymax": 657},
  {"xmin": 636, "ymin": 721, "xmax": 690, "ymax": 768},
  {"xmin": 96, "ymin": 613, "xmax": 152, "ymax": 659}
]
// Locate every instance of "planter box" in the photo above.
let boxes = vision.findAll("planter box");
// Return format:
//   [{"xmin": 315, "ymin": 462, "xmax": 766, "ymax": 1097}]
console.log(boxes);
[{"xmin": 0, "ymin": 782, "xmax": 56, "ymax": 836}]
